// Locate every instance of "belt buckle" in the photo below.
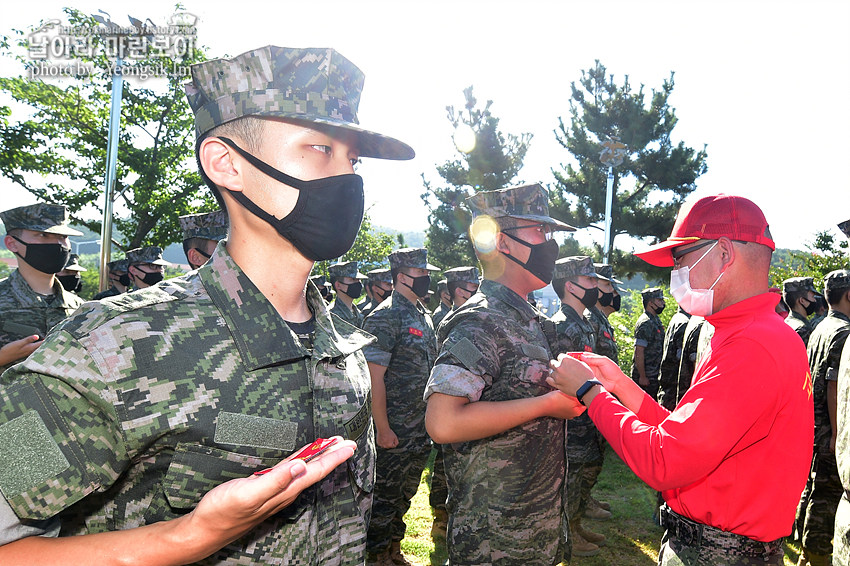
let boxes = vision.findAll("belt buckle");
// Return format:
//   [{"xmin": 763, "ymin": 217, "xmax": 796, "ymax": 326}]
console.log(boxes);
[{"xmin": 676, "ymin": 518, "xmax": 702, "ymax": 547}]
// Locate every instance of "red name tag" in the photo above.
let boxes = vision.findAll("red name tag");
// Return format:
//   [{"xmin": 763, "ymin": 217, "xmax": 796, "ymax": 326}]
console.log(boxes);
[
  {"xmin": 408, "ymin": 327, "xmax": 423, "ymax": 337},
  {"xmin": 603, "ymin": 331, "xmax": 612, "ymax": 339},
  {"xmin": 584, "ymin": 345, "xmax": 593, "ymax": 352}
]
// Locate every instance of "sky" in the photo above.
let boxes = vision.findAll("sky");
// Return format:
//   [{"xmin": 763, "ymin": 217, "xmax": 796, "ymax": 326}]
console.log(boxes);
[{"xmin": 1, "ymin": 0, "xmax": 849, "ymax": 253}]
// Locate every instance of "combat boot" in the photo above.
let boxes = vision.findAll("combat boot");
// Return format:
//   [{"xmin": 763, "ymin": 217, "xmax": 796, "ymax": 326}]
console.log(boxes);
[
  {"xmin": 571, "ymin": 525, "xmax": 601, "ymax": 557},
  {"xmin": 584, "ymin": 497, "xmax": 613, "ymax": 520},
  {"xmin": 577, "ymin": 523, "xmax": 606, "ymax": 547},
  {"xmin": 431, "ymin": 506, "xmax": 448, "ymax": 539},
  {"xmin": 590, "ymin": 494, "xmax": 611, "ymax": 511},
  {"xmin": 389, "ymin": 541, "xmax": 415, "ymax": 566}
]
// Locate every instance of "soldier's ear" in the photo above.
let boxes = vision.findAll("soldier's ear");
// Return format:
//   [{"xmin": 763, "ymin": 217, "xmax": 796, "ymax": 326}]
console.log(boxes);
[{"xmin": 200, "ymin": 137, "xmax": 244, "ymax": 193}]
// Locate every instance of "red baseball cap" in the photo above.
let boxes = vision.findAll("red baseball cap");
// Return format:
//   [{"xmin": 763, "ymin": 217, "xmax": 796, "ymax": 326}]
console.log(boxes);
[{"xmin": 635, "ymin": 194, "xmax": 775, "ymax": 267}]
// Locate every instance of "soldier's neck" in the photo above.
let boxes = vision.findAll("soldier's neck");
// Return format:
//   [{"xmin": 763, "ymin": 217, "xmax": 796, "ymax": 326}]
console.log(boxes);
[{"xmin": 17, "ymin": 263, "xmax": 57, "ymax": 295}]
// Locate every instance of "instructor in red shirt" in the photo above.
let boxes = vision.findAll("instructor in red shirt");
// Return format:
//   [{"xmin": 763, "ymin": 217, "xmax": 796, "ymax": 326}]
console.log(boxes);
[{"xmin": 547, "ymin": 194, "xmax": 813, "ymax": 565}]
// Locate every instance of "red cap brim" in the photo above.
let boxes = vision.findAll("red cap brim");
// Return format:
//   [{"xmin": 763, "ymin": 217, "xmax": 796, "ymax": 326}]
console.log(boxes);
[{"xmin": 634, "ymin": 237, "xmax": 700, "ymax": 267}]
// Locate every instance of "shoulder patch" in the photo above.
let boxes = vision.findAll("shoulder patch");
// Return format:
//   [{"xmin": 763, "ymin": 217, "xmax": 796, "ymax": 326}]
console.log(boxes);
[
  {"xmin": 449, "ymin": 337, "xmax": 484, "ymax": 370},
  {"xmin": 0, "ymin": 410, "xmax": 69, "ymax": 499},
  {"xmin": 521, "ymin": 342, "xmax": 550, "ymax": 361}
]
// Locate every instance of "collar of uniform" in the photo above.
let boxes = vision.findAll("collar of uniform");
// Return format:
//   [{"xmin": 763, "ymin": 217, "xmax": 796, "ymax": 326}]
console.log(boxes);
[
  {"xmin": 389, "ymin": 289, "xmax": 425, "ymax": 315},
  {"xmin": 479, "ymin": 279, "xmax": 539, "ymax": 323},
  {"xmin": 199, "ymin": 242, "xmax": 372, "ymax": 369},
  {"xmin": 9, "ymin": 269, "xmax": 79, "ymax": 308},
  {"xmin": 559, "ymin": 302, "xmax": 587, "ymax": 324}
]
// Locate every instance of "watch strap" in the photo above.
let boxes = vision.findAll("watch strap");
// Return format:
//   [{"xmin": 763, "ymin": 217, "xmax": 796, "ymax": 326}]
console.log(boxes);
[{"xmin": 576, "ymin": 379, "xmax": 603, "ymax": 406}]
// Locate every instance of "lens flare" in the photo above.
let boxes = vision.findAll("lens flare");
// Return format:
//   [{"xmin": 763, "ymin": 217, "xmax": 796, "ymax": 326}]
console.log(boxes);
[
  {"xmin": 453, "ymin": 124, "xmax": 476, "ymax": 154},
  {"xmin": 470, "ymin": 216, "xmax": 499, "ymax": 254}
]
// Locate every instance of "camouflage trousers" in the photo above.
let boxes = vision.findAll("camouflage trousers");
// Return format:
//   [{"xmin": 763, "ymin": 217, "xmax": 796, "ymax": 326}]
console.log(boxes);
[
  {"xmin": 566, "ymin": 461, "xmax": 603, "ymax": 521},
  {"xmin": 834, "ymin": 492, "xmax": 850, "ymax": 566},
  {"xmin": 657, "ymin": 505, "xmax": 784, "ymax": 565},
  {"xmin": 366, "ymin": 436, "xmax": 431, "ymax": 554},
  {"xmin": 428, "ymin": 442, "xmax": 448, "ymax": 511},
  {"xmin": 795, "ymin": 452, "xmax": 842, "ymax": 555}
]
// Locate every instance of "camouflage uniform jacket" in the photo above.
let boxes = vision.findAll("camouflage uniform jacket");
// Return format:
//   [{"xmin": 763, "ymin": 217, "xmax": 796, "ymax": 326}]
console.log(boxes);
[
  {"xmin": 424, "ymin": 279, "xmax": 567, "ymax": 565},
  {"xmin": 786, "ymin": 310, "xmax": 814, "ymax": 346},
  {"xmin": 0, "ymin": 269, "xmax": 84, "ymax": 374},
  {"xmin": 807, "ymin": 310, "xmax": 850, "ymax": 456},
  {"xmin": 835, "ymin": 337, "xmax": 850, "ymax": 565},
  {"xmin": 362, "ymin": 291, "xmax": 437, "ymax": 441},
  {"xmin": 658, "ymin": 307, "xmax": 691, "ymax": 410},
  {"xmin": 431, "ymin": 302, "xmax": 452, "ymax": 331},
  {"xmin": 0, "ymin": 244, "xmax": 376, "ymax": 566},
  {"xmin": 631, "ymin": 310, "xmax": 665, "ymax": 380},
  {"xmin": 586, "ymin": 306, "xmax": 618, "ymax": 362},
  {"xmin": 330, "ymin": 298, "xmax": 364, "ymax": 328}
]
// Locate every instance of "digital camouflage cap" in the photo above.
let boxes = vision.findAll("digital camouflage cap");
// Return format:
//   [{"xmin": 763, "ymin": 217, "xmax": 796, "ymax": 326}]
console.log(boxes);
[
  {"xmin": 553, "ymin": 256, "xmax": 598, "ymax": 280},
  {"xmin": 444, "ymin": 266, "xmax": 480, "ymax": 284},
  {"xmin": 641, "ymin": 287, "xmax": 664, "ymax": 301},
  {"xmin": 782, "ymin": 276, "xmax": 816, "ymax": 297},
  {"xmin": 593, "ymin": 263, "xmax": 623, "ymax": 285},
  {"xmin": 179, "ymin": 210, "xmax": 228, "ymax": 242},
  {"xmin": 328, "ymin": 261, "xmax": 366, "ymax": 280},
  {"xmin": 388, "ymin": 247, "xmax": 440, "ymax": 271},
  {"xmin": 126, "ymin": 246, "xmax": 171, "ymax": 266},
  {"xmin": 839, "ymin": 218, "xmax": 850, "ymax": 239},
  {"xmin": 107, "ymin": 259, "xmax": 129, "ymax": 273},
  {"xmin": 62, "ymin": 253, "xmax": 87, "ymax": 272},
  {"xmin": 367, "ymin": 268, "xmax": 392, "ymax": 284},
  {"xmin": 466, "ymin": 184, "xmax": 575, "ymax": 231},
  {"xmin": 0, "ymin": 203, "xmax": 83, "ymax": 237},
  {"xmin": 309, "ymin": 274, "xmax": 327, "ymax": 288},
  {"xmin": 185, "ymin": 46, "xmax": 414, "ymax": 160},
  {"xmin": 824, "ymin": 269, "xmax": 850, "ymax": 295}
]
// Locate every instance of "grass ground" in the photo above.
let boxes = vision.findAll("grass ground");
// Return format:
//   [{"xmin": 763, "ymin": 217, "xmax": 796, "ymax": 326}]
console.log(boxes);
[{"xmin": 398, "ymin": 446, "xmax": 804, "ymax": 565}]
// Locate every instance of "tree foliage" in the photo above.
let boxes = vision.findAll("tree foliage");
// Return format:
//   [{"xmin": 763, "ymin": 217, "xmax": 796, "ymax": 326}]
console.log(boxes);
[
  {"xmin": 0, "ymin": 8, "xmax": 215, "ymax": 250},
  {"xmin": 420, "ymin": 86, "xmax": 532, "ymax": 270},
  {"xmin": 550, "ymin": 61, "xmax": 708, "ymax": 280},
  {"xmin": 769, "ymin": 230, "xmax": 849, "ymax": 291}
]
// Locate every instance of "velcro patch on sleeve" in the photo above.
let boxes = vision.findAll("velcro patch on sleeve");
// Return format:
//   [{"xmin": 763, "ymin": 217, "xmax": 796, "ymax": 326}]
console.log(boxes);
[
  {"xmin": 214, "ymin": 411, "xmax": 298, "ymax": 450},
  {"xmin": 449, "ymin": 337, "xmax": 484, "ymax": 370},
  {"xmin": 0, "ymin": 410, "xmax": 70, "ymax": 499},
  {"xmin": 520, "ymin": 342, "xmax": 550, "ymax": 361}
]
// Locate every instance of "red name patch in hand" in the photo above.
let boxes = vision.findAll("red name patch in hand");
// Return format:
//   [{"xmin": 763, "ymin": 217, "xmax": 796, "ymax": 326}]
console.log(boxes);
[
  {"xmin": 408, "ymin": 327, "xmax": 423, "ymax": 337},
  {"xmin": 252, "ymin": 438, "xmax": 340, "ymax": 476}
]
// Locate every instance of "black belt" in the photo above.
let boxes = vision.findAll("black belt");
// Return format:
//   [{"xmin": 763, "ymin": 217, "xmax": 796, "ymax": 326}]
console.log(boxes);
[{"xmin": 659, "ymin": 504, "xmax": 784, "ymax": 560}]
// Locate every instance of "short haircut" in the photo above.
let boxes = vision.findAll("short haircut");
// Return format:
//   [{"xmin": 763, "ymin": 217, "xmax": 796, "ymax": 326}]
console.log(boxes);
[
  {"xmin": 197, "ymin": 116, "xmax": 267, "ymax": 209},
  {"xmin": 826, "ymin": 283, "xmax": 850, "ymax": 307},
  {"xmin": 552, "ymin": 276, "xmax": 579, "ymax": 301},
  {"xmin": 642, "ymin": 294, "xmax": 654, "ymax": 309},
  {"xmin": 182, "ymin": 237, "xmax": 211, "ymax": 258},
  {"xmin": 447, "ymin": 281, "xmax": 465, "ymax": 301},
  {"xmin": 6, "ymin": 228, "xmax": 23, "ymax": 238},
  {"xmin": 782, "ymin": 288, "xmax": 807, "ymax": 309}
]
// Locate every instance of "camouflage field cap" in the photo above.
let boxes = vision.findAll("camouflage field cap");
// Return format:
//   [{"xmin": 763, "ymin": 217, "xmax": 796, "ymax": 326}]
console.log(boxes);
[
  {"xmin": 824, "ymin": 269, "xmax": 850, "ymax": 294},
  {"xmin": 367, "ymin": 268, "xmax": 392, "ymax": 284},
  {"xmin": 107, "ymin": 259, "xmax": 129, "ymax": 273},
  {"xmin": 641, "ymin": 287, "xmax": 664, "ymax": 301},
  {"xmin": 445, "ymin": 266, "xmax": 480, "ymax": 284},
  {"xmin": 593, "ymin": 263, "xmax": 623, "ymax": 285},
  {"xmin": 436, "ymin": 279, "xmax": 448, "ymax": 293},
  {"xmin": 62, "ymin": 253, "xmax": 87, "ymax": 272},
  {"xmin": 839, "ymin": 218, "xmax": 850, "ymax": 239},
  {"xmin": 466, "ymin": 184, "xmax": 575, "ymax": 231},
  {"xmin": 388, "ymin": 247, "xmax": 440, "ymax": 271},
  {"xmin": 179, "ymin": 210, "xmax": 228, "ymax": 242},
  {"xmin": 553, "ymin": 256, "xmax": 598, "ymax": 280},
  {"xmin": 126, "ymin": 246, "xmax": 171, "ymax": 266},
  {"xmin": 185, "ymin": 46, "xmax": 414, "ymax": 160},
  {"xmin": 328, "ymin": 260, "xmax": 366, "ymax": 280},
  {"xmin": 309, "ymin": 274, "xmax": 327, "ymax": 288},
  {"xmin": 782, "ymin": 276, "xmax": 815, "ymax": 296},
  {"xmin": 0, "ymin": 203, "xmax": 83, "ymax": 237}
]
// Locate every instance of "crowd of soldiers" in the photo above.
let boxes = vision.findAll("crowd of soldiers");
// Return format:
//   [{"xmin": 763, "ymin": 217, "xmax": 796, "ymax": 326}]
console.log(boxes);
[{"xmin": 0, "ymin": 41, "xmax": 848, "ymax": 566}]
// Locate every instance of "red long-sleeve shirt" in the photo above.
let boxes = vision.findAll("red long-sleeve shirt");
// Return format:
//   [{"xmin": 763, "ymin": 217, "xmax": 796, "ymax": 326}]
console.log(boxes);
[{"xmin": 589, "ymin": 293, "xmax": 813, "ymax": 541}]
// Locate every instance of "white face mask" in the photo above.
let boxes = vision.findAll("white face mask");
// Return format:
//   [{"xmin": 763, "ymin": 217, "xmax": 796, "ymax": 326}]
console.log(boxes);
[{"xmin": 669, "ymin": 241, "xmax": 725, "ymax": 316}]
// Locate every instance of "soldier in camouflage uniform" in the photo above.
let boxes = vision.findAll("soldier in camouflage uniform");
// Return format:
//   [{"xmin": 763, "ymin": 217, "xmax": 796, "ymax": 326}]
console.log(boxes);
[
  {"xmin": 93, "ymin": 259, "xmax": 130, "ymax": 300},
  {"xmin": 658, "ymin": 305, "xmax": 691, "ymax": 410},
  {"xmin": 362, "ymin": 247, "xmax": 439, "ymax": 566},
  {"xmin": 0, "ymin": 45, "xmax": 414, "ymax": 565},
  {"xmin": 179, "ymin": 210, "xmax": 228, "ymax": 270},
  {"xmin": 551, "ymin": 256, "xmax": 606, "ymax": 557},
  {"xmin": 445, "ymin": 266, "xmax": 480, "ymax": 313},
  {"xmin": 587, "ymin": 263, "xmax": 621, "ymax": 364},
  {"xmin": 424, "ymin": 183, "xmax": 583, "ymax": 566},
  {"xmin": 431, "ymin": 279, "xmax": 452, "ymax": 329},
  {"xmin": 329, "ymin": 261, "xmax": 367, "ymax": 328},
  {"xmin": 0, "ymin": 204, "xmax": 84, "ymax": 374},
  {"xmin": 126, "ymin": 246, "xmax": 171, "ymax": 290},
  {"xmin": 795, "ymin": 270, "xmax": 850, "ymax": 566},
  {"xmin": 783, "ymin": 276, "xmax": 819, "ymax": 346},
  {"xmin": 833, "ymin": 218, "xmax": 850, "ymax": 566},
  {"xmin": 310, "ymin": 274, "xmax": 334, "ymax": 304},
  {"xmin": 55, "ymin": 253, "xmax": 87, "ymax": 294},
  {"xmin": 631, "ymin": 287, "xmax": 666, "ymax": 399},
  {"xmin": 361, "ymin": 268, "xmax": 393, "ymax": 318}
]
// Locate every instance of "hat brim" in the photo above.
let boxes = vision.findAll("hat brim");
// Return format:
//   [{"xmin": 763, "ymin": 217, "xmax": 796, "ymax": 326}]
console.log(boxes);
[
  {"xmin": 355, "ymin": 271, "xmax": 368, "ymax": 279},
  {"xmin": 40, "ymin": 225, "xmax": 84, "ymax": 237},
  {"xmin": 634, "ymin": 237, "xmax": 701, "ymax": 267},
  {"xmin": 268, "ymin": 116, "xmax": 415, "ymax": 161},
  {"xmin": 425, "ymin": 263, "xmax": 441, "ymax": 272},
  {"xmin": 505, "ymin": 214, "xmax": 576, "ymax": 232},
  {"xmin": 64, "ymin": 265, "xmax": 87, "ymax": 272},
  {"xmin": 149, "ymin": 259, "xmax": 172, "ymax": 266}
]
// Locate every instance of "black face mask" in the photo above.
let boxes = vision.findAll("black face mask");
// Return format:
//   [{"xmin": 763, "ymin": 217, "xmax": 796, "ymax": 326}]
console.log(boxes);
[
  {"xmin": 217, "ymin": 137, "xmax": 364, "ymax": 262},
  {"xmin": 57, "ymin": 274, "xmax": 82, "ymax": 293},
  {"xmin": 117, "ymin": 273, "xmax": 132, "ymax": 287},
  {"xmin": 373, "ymin": 286, "xmax": 390, "ymax": 303},
  {"xmin": 12, "ymin": 236, "xmax": 71, "ymax": 275},
  {"xmin": 802, "ymin": 297, "xmax": 817, "ymax": 316},
  {"xmin": 571, "ymin": 283, "xmax": 600, "ymax": 309},
  {"xmin": 655, "ymin": 303, "xmax": 666, "ymax": 315},
  {"xmin": 599, "ymin": 290, "xmax": 614, "ymax": 307},
  {"xmin": 612, "ymin": 294, "xmax": 622, "ymax": 312},
  {"xmin": 402, "ymin": 274, "xmax": 431, "ymax": 299},
  {"xmin": 135, "ymin": 268, "xmax": 164, "ymax": 286},
  {"xmin": 341, "ymin": 281, "xmax": 363, "ymax": 299},
  {"xmin": 501, "ymin": 232, "xmax": 559, "ymax": 285}
]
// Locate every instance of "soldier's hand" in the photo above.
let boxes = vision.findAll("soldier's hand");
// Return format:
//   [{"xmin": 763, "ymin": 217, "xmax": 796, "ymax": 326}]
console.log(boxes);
[
  {"xmin": 376, "ymin": 427, "xmax": 399, "ymax": 449},
  {"xmin": 0, "ymin": 335, "xmax": 42, "ymax": 367},
  {"xmin": 182, "ymin": 437, "xmax": 355, "ymax": 557},
  {"xmin": 559, "ymin": 353, "xmax": 629, "ymax": 397},
  {"xmin": 540, "ymin": 389, "xmax": 585, "ymax": 419}
]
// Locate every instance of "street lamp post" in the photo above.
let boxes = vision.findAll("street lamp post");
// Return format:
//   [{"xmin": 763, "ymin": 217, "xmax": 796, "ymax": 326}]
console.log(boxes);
[{"xmin": 598, "ymin": 137, "xmax": 627, "ymax": 264}]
